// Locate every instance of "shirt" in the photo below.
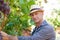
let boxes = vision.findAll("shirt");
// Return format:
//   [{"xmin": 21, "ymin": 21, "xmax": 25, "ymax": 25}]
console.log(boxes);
[{"xmin": 18, "ymin": 20, "xmax": 55, "ymax": 40}]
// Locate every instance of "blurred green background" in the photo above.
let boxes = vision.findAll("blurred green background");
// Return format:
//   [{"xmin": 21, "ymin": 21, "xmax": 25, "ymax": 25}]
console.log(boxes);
[{"xmin": 0, "ymin": 0, "xmax": 60, "ymax": 39}]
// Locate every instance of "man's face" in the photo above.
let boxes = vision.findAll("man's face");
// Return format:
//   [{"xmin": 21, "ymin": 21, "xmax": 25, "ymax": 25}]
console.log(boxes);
[{"xmin": 30, "ymin": 11, "xmax": 43, "ymax": 23}]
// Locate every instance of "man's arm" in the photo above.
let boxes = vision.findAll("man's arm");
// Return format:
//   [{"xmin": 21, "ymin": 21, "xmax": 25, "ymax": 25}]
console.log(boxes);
[
  {"xmin": 18, "ymin": 27, "xmax": 55, "ymax": 40},
  {"xmin": 1, "ymin": 26, "xmax": 55, "ymax": 40},
  {"xmin": 1, "ymin": 31, "xmax": 18, "ymax": 40}
]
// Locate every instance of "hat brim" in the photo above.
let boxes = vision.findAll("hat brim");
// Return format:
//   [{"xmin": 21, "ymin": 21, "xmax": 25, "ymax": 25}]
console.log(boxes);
[{"xmin": 30, "ymin": 10, "xmax": 44, "ymax": 14}]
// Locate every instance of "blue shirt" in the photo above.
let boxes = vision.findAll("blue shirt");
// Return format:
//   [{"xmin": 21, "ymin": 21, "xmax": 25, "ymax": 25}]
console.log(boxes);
[{"xmin": 18, "ymin": 20, "xmax": 55, "ymax": 40}]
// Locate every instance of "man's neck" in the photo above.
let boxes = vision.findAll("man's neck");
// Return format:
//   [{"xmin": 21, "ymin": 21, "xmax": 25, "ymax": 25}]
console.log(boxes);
[{"xmin": 35, "ymin": 20, "xmax": 43, "ymax": 28}]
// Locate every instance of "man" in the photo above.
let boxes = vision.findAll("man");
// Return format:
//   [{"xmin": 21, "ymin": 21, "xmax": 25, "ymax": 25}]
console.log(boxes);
[{"xmin": 1, "ymin": 5, "xmax": 55, "ymax": 40}]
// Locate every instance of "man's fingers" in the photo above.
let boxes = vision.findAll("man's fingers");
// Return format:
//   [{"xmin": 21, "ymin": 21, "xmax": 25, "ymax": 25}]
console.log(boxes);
[
  {"xmin": 0, "ymin": 31, "xmax": 8, "ymax": 36},
  {"xmin": 0, "ymin": 31, "xmax": 9, "ymax": 40},
  {"xmin": 0, "ymin": 31, "xmax": 18, "ymax": 40}
]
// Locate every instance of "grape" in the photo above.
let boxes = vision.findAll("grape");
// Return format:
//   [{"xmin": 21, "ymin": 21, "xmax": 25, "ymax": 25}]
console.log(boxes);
[
  {"xmin": 0, "ymin": 1, "xmax": 10, "ymax": 15},
  {"xmin": 0, "ymin": 4, "xmax": 4, "ymax": 11},
  {"xmin": 0, "ymin": 0, "xmax": 4, "ymax": 4},
  {"xmin": 4, "ymin": 7, "xmax": 10, "ymax": 15},
  {"xmin": 3, "ymin": 3, "xmax": 10, "ymax": 15},
  {"xmin": 0, "ymin": 0, "xmax": 4, "ymax": 2},
  {"xmin": 0, "ymin": 13, "xmax": 1, "ymax": 18},
  {"xmin": 0, "ymin": 6, "xmax": 2, "ymax": 11}
]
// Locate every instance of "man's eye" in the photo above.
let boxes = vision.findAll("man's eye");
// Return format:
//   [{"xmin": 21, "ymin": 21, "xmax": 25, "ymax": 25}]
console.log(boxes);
[
  {"xmin": 30, "ymin": 14, "xmax": 33, "ymax": 16},
  {"xmin": 30, "ymin": 14, "xmax": 32, "ymax": 16}
]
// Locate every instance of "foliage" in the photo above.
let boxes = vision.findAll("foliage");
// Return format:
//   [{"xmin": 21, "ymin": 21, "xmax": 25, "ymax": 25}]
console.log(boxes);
[
  {"xmin": 1, "ymin": 0, "xmax": 60, "ymax": 36},
  {"xmin": 46, "ymin": 9, "xmax": 60, "ymax": 28},
  {"xmin": 2, "ymin": 0, "xmax": 35, "ymax": 36}
]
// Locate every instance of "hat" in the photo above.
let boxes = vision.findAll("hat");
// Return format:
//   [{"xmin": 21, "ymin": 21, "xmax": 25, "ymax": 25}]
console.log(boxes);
[{"xmin": 30, "ymin": 5, "xmax": 44, "ymax": 14}]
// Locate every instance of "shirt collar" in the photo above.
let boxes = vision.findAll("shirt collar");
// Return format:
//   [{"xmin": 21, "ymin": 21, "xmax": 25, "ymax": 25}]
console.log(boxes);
[
  {"xmin": 40, "ymin": 20, "xmax": 48, "ymax": 27},
  {"xmin": 35, "ymin": 20, "xmax": 48, "ymax": 29}
]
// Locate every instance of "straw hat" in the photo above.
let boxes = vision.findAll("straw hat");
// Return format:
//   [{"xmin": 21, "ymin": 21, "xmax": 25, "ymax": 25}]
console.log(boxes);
[{"xmin": 30, "ymin": 5, "xmax": 44, "ymax": 14}]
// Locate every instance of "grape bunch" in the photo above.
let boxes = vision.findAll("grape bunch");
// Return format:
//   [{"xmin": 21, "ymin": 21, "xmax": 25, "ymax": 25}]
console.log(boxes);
[
  {"xmin": 0, "ymin": 13, "xmax": 1, "ymax": 18},
  {"xmin": 0, "ymin": 0, "xmax": 10, "ymax": 15},
  {"xmin": 0, "ymin": 0, "xmax": 4, "ymax": 4}
]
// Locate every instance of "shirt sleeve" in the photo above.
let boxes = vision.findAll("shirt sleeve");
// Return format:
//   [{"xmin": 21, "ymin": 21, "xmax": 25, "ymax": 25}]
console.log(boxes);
[{"xmin": 18, "ymin": 27, "xmax": 55, "ymax": 40}]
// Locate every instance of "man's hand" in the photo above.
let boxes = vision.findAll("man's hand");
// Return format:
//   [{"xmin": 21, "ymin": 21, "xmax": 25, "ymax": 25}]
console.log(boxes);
[
  {"xmin": 1, "ymin": 31, "xmax": 9, "ymax": 40},
  {"xmin": 8, "ymin": 35, "xmax": 18, "ymax": 40},
  {"xmin": 1, "ymin": 31, "xmax": 18, "ymax": 40}
]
